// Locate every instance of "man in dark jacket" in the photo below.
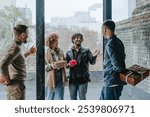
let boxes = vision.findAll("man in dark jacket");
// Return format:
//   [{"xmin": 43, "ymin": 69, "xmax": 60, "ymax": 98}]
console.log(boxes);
[
  {"xmin": 66, "ymin": 33, "xmax": 100, "ymax": 100},
  {"xmin": 100, "ymin": 20, "xmax": 126, "ymax": 100}
]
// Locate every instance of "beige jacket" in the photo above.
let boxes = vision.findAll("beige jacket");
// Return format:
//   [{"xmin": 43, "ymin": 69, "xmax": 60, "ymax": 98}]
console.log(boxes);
[{"xmin": 45, "ymin": 48, "xmax": 67, "ymax": 90}]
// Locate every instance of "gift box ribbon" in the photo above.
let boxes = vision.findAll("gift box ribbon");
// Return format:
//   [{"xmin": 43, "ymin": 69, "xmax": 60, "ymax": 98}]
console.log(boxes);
[{"xmin": 125, "ymin": 70, "xmax": 144, "ymax": 84}]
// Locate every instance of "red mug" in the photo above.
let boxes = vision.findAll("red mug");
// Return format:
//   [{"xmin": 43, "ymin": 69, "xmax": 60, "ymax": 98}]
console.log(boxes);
[{"xmin": 69, "ymin": 59, "xmax": 77, "ymax": 66}]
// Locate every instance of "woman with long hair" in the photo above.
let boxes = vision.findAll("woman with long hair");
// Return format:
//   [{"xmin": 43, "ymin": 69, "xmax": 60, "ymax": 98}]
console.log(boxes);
[{"xmin": 45, "ymin": 33, "xmax": 68, "ymax": 100}]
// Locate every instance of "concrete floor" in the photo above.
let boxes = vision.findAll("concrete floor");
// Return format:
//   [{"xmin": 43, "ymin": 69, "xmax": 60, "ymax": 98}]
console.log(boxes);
[
  {"xmin": 0, "ymin": 78, "xmax": 101, "ymax": 100},
  {"xmin": 0, "ymin": 75, "xmax": 150, "ymax": 100},
  {"xmin": 0, "ymin": 78, "xmax": 36, "ymax": 100}
]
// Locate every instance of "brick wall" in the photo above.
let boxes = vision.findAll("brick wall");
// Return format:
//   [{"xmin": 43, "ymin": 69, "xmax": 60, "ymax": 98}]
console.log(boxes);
[{"xmin": 116, "ymin": 0, "xmax": 150, "ymax": 94}]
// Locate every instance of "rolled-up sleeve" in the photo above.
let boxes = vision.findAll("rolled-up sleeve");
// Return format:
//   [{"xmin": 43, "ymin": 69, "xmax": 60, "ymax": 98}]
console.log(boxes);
[{"xmin": 45, "ymin": 64, "xmax": 52, "ymax": 72}]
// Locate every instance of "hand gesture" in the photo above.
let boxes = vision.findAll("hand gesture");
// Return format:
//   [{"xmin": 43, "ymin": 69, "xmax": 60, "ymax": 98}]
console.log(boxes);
[
  {"xmin": 67, "ymin": 63, "xmax": 76, "ymax": 68},
  {"xmin": 29, "ymin": 46, "xmax": 37, "ymax": 54},
  {"xmin": 67, "ymin": 59, "xmax": 77, "ymax": 68},
  {"xmin": 0, "ymin": 75, "xmax": 10, "ymax": 85},
  {"xmin": 93, "ymin": 50, "xmax": 100, "ymax": 57},
  {"xmin": 51, "ymin": 62, "xmax": 57, "ymax": 69}
]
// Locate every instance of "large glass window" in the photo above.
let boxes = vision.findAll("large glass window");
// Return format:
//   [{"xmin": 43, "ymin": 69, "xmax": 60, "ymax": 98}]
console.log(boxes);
[
  {"xmin": 112, "ymin": 0, "xmax": 136, "ymax": 22},
  {"xmin": 45, "ymin": 0, "xmax": 103, "ymax": 100},
  {"xmin": 0, "ymin": 0, "xmax": 36, "ymax": 99}
]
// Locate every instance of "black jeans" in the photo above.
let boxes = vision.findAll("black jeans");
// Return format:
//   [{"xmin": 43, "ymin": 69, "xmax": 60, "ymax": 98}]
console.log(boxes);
[{"xmin": 100, "ymin": 85, "xmax": 123, "ymax": 100}]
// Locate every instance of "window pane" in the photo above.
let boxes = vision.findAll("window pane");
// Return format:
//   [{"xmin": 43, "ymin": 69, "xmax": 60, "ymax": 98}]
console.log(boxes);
[
  {"xmin": 112, "ymin": 0, "xmax": 136, "ymax": 22},
  {"xmin": 45, "ymin": 0, "xmax": 103, "ymax": 100},
  {"xmin": 0, "ymin": 0, "xmax": 36, "ymax": 99}
]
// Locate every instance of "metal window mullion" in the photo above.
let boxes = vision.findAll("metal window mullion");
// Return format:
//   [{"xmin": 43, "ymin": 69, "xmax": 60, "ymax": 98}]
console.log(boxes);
[{"xmin": 36, "ymin": 0, "xmax": 45, "ymax": 100}]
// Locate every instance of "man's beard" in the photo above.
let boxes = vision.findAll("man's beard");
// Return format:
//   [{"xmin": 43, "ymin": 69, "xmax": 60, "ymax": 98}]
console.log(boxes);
[
  {"xmin": 75, "ymin": 41, "xmax": 81, "ymax": 46},
  {"xmin": 77, "ymin": 43, "xmax": 81, "ymax": 47},
  {"xmin": 74, "ymin": 43, "xmax": 81, "ymax": 48},
  {"xmin": 76, "ymin": 43, "xmax": 81, "ymax": 46},
  {"xmin": 23, "ymin": 40, "xmax": 27, "ymax": 44}
]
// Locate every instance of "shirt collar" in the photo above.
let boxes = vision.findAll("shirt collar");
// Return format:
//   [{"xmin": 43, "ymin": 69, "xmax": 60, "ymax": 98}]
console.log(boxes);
[
  {"xmin": 72, "ymin": 46, "xmax": 82, "ymax": 51},
  {"xmin": 108, "ymin": 34, "xmax": 116, "ymax": 40},
  {"xmin": 14, "ymin": 38, "xmax": 22, "ymax": 45}
]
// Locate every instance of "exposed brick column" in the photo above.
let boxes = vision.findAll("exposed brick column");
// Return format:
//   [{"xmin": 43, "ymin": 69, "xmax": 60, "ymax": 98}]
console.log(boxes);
[{"xmin": 115, "ymin": 0, "xmax": 150, "ymax": 94}]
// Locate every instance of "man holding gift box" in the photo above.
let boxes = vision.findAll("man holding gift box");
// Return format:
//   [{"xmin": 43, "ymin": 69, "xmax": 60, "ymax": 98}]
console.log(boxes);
[
  {"xmin": 100, "ymin": 20, "xmax": 127, "ymax": 100},
  {"xmin": 66, "ymin": 33, "xmax": 100, "ymax": 100}
]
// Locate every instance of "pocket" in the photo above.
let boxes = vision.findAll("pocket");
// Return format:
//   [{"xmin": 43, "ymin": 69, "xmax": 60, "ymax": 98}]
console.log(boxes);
[{"xmin": 6, "ymin": 81, "xmax": 25, "ymax": 100}]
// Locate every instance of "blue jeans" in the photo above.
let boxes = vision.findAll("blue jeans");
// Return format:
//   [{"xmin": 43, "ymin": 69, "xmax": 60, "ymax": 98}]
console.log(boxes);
[
  {"xmin": 69, "ymin": 83, "xmax": 88, "ymax": 100},
  {"xmin": 100, "ymin": 85, "xmax": 123, "ymax": 100},
  {"xmin": 45, "ymin": 82, "xmax": 64, "ymax": 100},
  {"xmin": 45, "ymin": 70, "xmax": 64, "ymax": 100}
]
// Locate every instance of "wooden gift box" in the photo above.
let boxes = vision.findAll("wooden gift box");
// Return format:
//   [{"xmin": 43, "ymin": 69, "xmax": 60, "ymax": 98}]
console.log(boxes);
[{"xmin": 120, "ymin": 64, "xmax": 150, "ymax": 86}]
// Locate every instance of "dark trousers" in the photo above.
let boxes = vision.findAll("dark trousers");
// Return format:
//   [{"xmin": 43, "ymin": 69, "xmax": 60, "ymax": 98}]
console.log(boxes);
[{"xmin": 100, "ymin": 85, "xmax": 123, "ymax": 100}]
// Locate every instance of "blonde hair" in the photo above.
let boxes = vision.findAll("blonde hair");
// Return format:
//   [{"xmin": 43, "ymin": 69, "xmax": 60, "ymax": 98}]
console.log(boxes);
[{"xmin": 45, "ymin": 33, "xmax": 59, "ymax": 48}]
